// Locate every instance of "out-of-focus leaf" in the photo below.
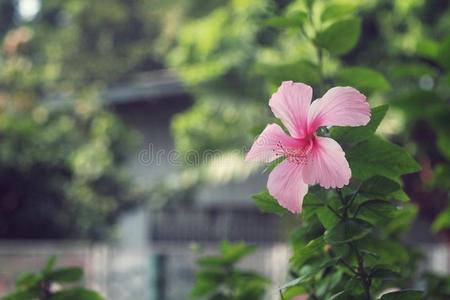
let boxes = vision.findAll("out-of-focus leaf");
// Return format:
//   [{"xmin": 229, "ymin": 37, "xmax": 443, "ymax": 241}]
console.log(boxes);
[
  {"xmin": 324, "ymin": 219, "xmax": 372, "ymax": 244},
  {"xmin": 432, "ymin": 163, "xmax": 450, "ymax": 190},
  {"xmin": 336, "ymin": 67, "xmax": 390, "ymax": 94},
  {"xmin": 266, "ymin": 11, "xmax": 308, "ymax": 28},
  {"xmin": 15, "ymin": 273, "xmax": 41, "ymax": 289},
  {"xmin": 191, "ymin": 279, "xmax": 217, "ymax": 298},
  {"xmin": 2, "ymin": 290, "xmax": 40, "ymax": 300},
  {"xmin": 331, "ymin": 105, "xmax": 388, "ymax": 144},
  {"xmin": 347, "ymin": 136, "xmax": 421, "ymax": 181},
  {"xmin": 49, "ymin": 288, "xmax": 105, "ymax": 300},
  {"xmin": 385, "ymin": 204, "xmax": 418, "ymax": 235},
  {"xmin": 379, "ymin": 290, "xmax": 424, "ymax": 300},
  {"xmin": 196, "ymin": 256, "xmax": 226, "ymax": 268},
  {"xmin": 316, "ymin": 18, "xmax": 361, "ymax": 56},
  {"xmin": 415, "ymin": 38, "xmax": 440, "ymax": 60},
  {"xmin": 43, "ymin": 256, "xmax": 57, "ymax": 275},
  {"xmin": 220, "ymin": 241, "xmax": 257, "ymax": 265},
  {"xmin": 392, "ymin": 90, "xmax": 442, "ymax": 121},
  {"xmin": 252, "ymin": 190, "xmax": 288, "ymax": 216},
  {"xmin": 321, "ymin": 4, "xmax": 357, "ymax": 22},
  {"xmin": 437, "ymin": 36, "xmax": 450, "ymax": 70},
  {"xmin": 390, "ymin": 63, "xmax": 437, "ymax": 79},
  {"xmin": 438, "ymin": 125, "xmax": 450, "ymax": 159},
  {"xmin": 432, "ymin": 206, "xmax": 450, "ymax": 232},
  {"xmin": 46, "ymin": 267, "xmax": 83, "ymax": 283},
  {"xmin": 259, "ymin": 60, "xmax": 321, "ymax": 86}
]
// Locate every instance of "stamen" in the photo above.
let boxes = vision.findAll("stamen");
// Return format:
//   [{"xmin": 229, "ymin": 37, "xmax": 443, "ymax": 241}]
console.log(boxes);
[{"xmin": 273, "ymin": 140, "xmax": 313, "ymax": 165}]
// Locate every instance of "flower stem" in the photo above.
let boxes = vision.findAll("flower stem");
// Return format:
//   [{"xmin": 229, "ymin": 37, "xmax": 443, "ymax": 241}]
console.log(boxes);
[
  {"xmin": 351, "ymin": 242, "xmax": 372, "ymax": 300},
  {"xmin": 335, "ymin": 189, "xmax": 372, "ymax": 300}
]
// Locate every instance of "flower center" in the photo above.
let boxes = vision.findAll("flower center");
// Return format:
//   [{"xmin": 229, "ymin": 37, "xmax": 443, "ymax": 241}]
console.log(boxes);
[{"xmin": 275, "ymin": 136, "xmax": 314, "ymax": 165}]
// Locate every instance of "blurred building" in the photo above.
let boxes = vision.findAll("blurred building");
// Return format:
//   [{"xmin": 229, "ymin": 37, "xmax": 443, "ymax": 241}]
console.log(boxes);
[{"xmin": 104, "ymin": 70, "xmax": 288, "ymax": 300}]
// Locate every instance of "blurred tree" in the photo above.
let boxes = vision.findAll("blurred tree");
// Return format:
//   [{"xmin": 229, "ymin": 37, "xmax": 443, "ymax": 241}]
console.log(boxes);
[
  {"xmin": 191, "ymin": 241, "xmax": 269, "ymax": 300},
  {"xmin": 0, "ymin": 0, "xmax": 181, "ymax": 239}
]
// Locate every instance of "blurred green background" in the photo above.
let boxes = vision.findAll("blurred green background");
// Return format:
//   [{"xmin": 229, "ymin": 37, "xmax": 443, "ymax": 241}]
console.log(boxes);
[{"xmin": 0, "ymin": 0, "xmax": 449, "ymax": 299}]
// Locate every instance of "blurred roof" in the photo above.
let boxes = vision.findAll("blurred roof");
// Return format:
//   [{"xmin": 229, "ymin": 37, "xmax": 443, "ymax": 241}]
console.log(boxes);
[
  {"xmin": 43, "ymin": 69, "xmax": 189, "ymax": 109},
  {"xmin": 103, "ymin": 70, "xmax": 188, "ymax": 104}
]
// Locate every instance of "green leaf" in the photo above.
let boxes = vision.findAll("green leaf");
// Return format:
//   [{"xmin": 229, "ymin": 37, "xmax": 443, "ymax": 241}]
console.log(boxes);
[
  {"xmin": 49, "ymin": 288, "xmax": 105, "ymax": 300},
  {"xmin": 252, "ymin": 190, "xmax": 288, "ymax": 216},
  {"xmin": 196, "ymin": 256, "xmax": 225, "ymax": 268},
  {"xmin": 316, "ymin": 198, "xmax": 341, "ymax": 229},
  {"xmin": 331, "ymin": 105, "xmax": 388, "ymax": 144},
  {"xmin": 437, "ymin": 36, "xmax": 450, "ymax": 70},
  {"xmin": 379, "ymin": 290, "xmax": 424, "ymax": 300},
  {"xmin": 415, "ymin": 38, "xmax": 440, "ymax": 60},
  {"xmin": 282, "ymin": 258, "xmax": 339, "ymax": 289},
  {"xmin": 336, "ymin": 67, "xmax": 390, "ymax": 94},
  {"xmin": 46, "ymin": 267, "xmax": 83, "ymax": 283},
  {"xmin": 316, "ymin": 18, "xmax": 361, "ymax": 56},
  {"xmin": 391, "ymin": 90, "xmax": 442, "ymax": 121},
  {"xmin": 356, "ymin": 200, "xmax": 396, "ymax": 226},
  {"xmin": 43, "ymin": 256, "xmax": 57, "ymax": 275},
  {"xmin": 2, "ymin": 290, "xmax": 40, "ymax": 300},
  {"xmin": 281, "ymin": 286, "xmax": 308, "ymax": 300},
  {"xmin": 266, "ymin": 11, "xmax": 308, "ymax": 28},
  {"xmin": 220, "ymin": 241, "xmax": 257, "ymax": 264},
  {"xmin": 347, "ymin": 136, "xmax": 421, "ymax": 181},
  {"xmin": 390, "ymin": 63, "xmax": 437, "ymax": 79},
  {"xmin": 385, "ymin": 204, "xmax": 418, "ymax": 235},
  {"xmin": 291, "ymin": 237, "xmax": 325, "ymax": 267},
  {"xmin": 302, "ymin": 193, "xmax": 324, "ymax": 220},
  {"xmin": 262, "ymin": 156, "xmax": 284, "ymax": 174},
  {"xmin": 316, "ymin": 271, "xmax": 343, "ymax": 297},
  {"xmin": 432, "ymin": 206, "xmax": 450, "ymax": 232},
  {"xmin": 359, "ymin": 176, "xmax": 410, "ymax": 202},
  {"xmin": 359, "ymin": 176, "xmax": 401, "ymax": 198},
  {"xmin": 191, "ymin": 280, "xmax": 218, "ymax": 298},
  {"xmin": 324, "ymin": 219, "xmax": 372, "ymax": 244},
  {"xmin": 390, "ymin": 190, "xmax": 410, "ymax": 202},
  {"xmin": 321, "ymin": 4, "xmax": 357, "ymax": 22},
  {"xmin": 370, "ymin": 267, "xmax": 398, "ymax": 281},
  {"xmin": 260, "ymin": 60, "xmax": 321, "ymax": 86},
  {"xmin": 15, "ymin": 272, "xmax": 41, "ymax": 289},
  {"xmin": 280, "ymin": 274, "xmax": 312, "ymax": 289},
  {"xmin": 329, "ymin": 291, "xmax": 348, "ymax": 300}
]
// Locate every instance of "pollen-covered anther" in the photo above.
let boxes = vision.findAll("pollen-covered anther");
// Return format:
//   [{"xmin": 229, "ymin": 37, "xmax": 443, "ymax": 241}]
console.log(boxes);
[{"xmin": 276, "ymin": 141, "xmax": 312, "ymax": 165}]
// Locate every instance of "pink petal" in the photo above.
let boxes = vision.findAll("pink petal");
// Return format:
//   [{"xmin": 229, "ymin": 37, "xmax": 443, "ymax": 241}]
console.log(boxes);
[
  {"xmin": 245, "ymin": 124, "xmax": 301, "ymax": 162},
  {"xmin": 308, "ymin": 86, "xmax": 370, "ymax": 132},
  {"xmin": 303, "ymin": 137, "xmax": 351, "ymax": 189},
  {"xmin": 267, "ymin": 160, "xmax": 308, "ymax": 213},
  {"xmin": 269, "ymin": 81, "xmax": 313, "ymax": 139}
]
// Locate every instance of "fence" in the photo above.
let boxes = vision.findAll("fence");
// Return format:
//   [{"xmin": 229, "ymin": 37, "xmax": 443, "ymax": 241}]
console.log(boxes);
[{"xmin": 0, "ymin": 241, "xmax": 448, "ymax": 300}]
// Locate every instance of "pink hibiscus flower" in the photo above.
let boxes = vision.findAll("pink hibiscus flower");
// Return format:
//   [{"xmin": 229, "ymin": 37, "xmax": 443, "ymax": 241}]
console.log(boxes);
[{"xmin": 246, "ymin": 81, "xmax": 371, "ymax": 213}]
